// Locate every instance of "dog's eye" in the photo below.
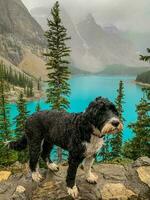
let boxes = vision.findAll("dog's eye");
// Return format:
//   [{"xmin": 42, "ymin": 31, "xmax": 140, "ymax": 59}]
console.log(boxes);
[
  {"xmin": 109, "ymin": 104, "xmax": 115, "ymax": 109},
  {"xmin": 109, "ymin": 104, "xmax": 118, "ymax": 114}
]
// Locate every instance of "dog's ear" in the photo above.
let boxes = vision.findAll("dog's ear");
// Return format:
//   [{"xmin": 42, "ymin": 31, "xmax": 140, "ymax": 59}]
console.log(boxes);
[{"xmin": 95, "ymin": 96, "xmax": 102, "ymax": 101}]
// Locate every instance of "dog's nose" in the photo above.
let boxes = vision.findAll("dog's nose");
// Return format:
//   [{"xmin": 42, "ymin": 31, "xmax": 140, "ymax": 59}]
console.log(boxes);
[{"xmin": 111, "ymin": 120, "xmax": 120, "ymax": 127}]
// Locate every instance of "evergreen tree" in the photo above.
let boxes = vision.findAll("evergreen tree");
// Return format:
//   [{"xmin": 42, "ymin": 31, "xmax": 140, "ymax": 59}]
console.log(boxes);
[
  {"xmin": 140, "ymin": 48, "xmax": 150, "ymax": 62},
  {"xmin": 14, "ymin": 92, "xmax": 29, "ymax": 163},
  {"xmin": 44, "ymin": 1, "xmax": 71, "ymax": 162},
  {"xmin": 0, "ymin": 76, "xmax": 11, "ymax": 142},
  {"xmin": 0, "ymin": 73, "xmax": 16, "ymax": 165},
  {"xmin": 111, "ymin": 80, "xmax": 125, "ymax": 158},
  {"xmin": 37, "ymin": 77, "xmax": 42, "ymax": 91},
  {"xmin": 44, "ymin": 1, "xmax": 71, "ymax": 110},
  {"xmin": 123, "ymin": 49, "xmax": 150, "ymax": 160},
  {"xmin": 15, "ymin": 92, "xmax": 29, "ymax": 139},
  {"xmin": 99, "ymin": 134, "xmax": 111, "ymax": 161},
  {"xmin": 36, "ymin": 101, "xmax": 41, "ymax": 112},
  {"xmin": 123, "ymin": 88, "xmax": 150, "ymax": 159},
  {"xmin": 29, "ymin": 81, "xmax": 34, "ymax": 97},
  {"xmin": 0, "ymin": 61, "xmax": 34, "ymax": 91}
]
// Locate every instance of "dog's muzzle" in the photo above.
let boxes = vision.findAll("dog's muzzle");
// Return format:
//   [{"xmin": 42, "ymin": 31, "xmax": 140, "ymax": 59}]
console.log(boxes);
[{"xmin": 101, "ymin": 117, "xmax": 123, "ymax": 134}]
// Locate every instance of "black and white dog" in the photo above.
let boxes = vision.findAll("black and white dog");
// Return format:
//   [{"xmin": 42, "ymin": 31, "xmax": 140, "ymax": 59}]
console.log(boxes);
[{"xmin": 10, "ymin": 97, "xmax": 123, "ymax": 198}]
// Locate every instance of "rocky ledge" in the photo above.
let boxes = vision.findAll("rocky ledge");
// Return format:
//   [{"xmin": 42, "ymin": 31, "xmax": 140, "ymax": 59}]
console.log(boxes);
[{"xmin": 0, "ymin": 157, "xmax": 150, "ymax": 200}]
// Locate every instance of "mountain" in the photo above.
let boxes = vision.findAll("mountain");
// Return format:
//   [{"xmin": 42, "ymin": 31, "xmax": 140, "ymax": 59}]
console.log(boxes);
[
  {"xmin": 136, "ymin": 70, "xmax": 150, "ymax": 84},
  {"xmin": 100, "ymin": 64, "xmax": 149, "ymax": 76},
  {"xmin": 31, "ymin": 6, "xmax": 88, "ymax": 72},
  {"xmin": 31, "ymin": 7, "xmax": 144, "ymax": 73},
  {"xmin": 0, "ymin": 0, "xmax": 45, "ymax": 45},
  {"xmin": 77, "ymin": 14, "xmax": 141, "ymax": 72},
  {"xmin": 103, "ymin": 24, "xmax": 120, "ymax": 35},
  {"xmin": 123, "ymin": 31, "xmax": 150, "ymax": 53},
  {"xmin": 0, "ymin": 0, "xmax": 47, "ymax": 79},
  {"xmin": 0, "ymin": 1, "xmax": 147, "ymax": 77}
]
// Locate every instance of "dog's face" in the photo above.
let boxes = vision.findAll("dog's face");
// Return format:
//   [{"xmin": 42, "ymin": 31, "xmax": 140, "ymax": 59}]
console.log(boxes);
[{"xmin": 85, "ymin": 97, "xmax": 123, "ymax": 135}]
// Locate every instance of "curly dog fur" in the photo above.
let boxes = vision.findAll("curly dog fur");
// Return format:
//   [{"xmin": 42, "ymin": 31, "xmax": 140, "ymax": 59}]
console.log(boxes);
[{"xmin": 10, "ymin": 97, "xmax": 123, "ymax": 198}]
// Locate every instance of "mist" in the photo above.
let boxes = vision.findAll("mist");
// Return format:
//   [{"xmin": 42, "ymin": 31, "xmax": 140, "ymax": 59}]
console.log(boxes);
[{"xmin": 22, "ymin": 0, "xmax": 150, "ymax": 33}]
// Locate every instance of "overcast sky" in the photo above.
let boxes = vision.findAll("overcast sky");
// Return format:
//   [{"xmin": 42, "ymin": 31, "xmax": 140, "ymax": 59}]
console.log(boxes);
[{"xmin": 22, "ymin": 0, "xmax": 150, "ymax": 32}]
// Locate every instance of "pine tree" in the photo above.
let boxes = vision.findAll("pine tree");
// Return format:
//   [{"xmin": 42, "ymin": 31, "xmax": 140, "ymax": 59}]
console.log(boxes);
[
  {"xmin": 29, "ymin": 81, "xmax": 34, "ymax": 97},
  {"xmin": 14, "ymin": 92, "xmax": 29, "ymax": 163},
  {"xmin": 0, "ymin": 73, "xmax": 13, "ymax": 164},
  {"xmin": 99, "ymin": 134, "xmax": 111, "ymax": 161},
  {"xmin": 140, "ymin": 48, "xmax": 150, "ymax": 62},
  {"xmin": 0, "ymin": 61, "xmax": 34, "ymax": 90},
  {"xmin": 44, "ymin": 1, "xmax": 71, "ymax": 162},
  {"xmin": 111, "ymin": 80, "xmax": 125, "ymax": 158},
  {"xmin": 44, "ymin": 1, "xmax": 71, "ymax": 110},
  {"xmin": 123, "ymin": 47, "xmax": 150, "ymax": 160},
  {"xmin": 37, "ymin": 77, "xmax": 42, "ymax": 91},
  {"xmin": 15, "ymin": 92, "xmax": 29, "ymax": 139},
  {"xmin": 36, "ymin": 101, "xmax": 41, "ymax": 112},
  {"xmin": 123, "ymin": 88, "xmax": 150, "ymax": 159},
  {"xmin": 0, "ymin": 76, "xmax": 11, "ymax": 142}
]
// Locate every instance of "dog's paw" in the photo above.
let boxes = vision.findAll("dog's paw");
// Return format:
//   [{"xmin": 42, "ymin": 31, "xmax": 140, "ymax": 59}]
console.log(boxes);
[
  {"xmin": 32, "ymin": 171, "xmax": 43, "ymax": 182},
  {"xmin": 86, "ymin": 172, "xmax": 98, "ymax": 184},
  {"xmin": 67, "ymin": 185, "xmax": 78, "ymax": 199},
  {"xmin": 47, "ymin": 162, "xmax": 59, "ymax": 172}
]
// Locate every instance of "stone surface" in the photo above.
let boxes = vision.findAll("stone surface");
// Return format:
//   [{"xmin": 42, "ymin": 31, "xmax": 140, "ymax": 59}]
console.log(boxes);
[
  {"xmin": 95, "ymin": 164, "xmax": 127, "ymax": 181},
  {"xmin": 133, "ymin": 157, "xmax": 150, "ymax": 167},
  {"xmin": 0, "ymin": 158, "xmax": 150, "ymax": 200},
  {"xmin": 101, "ymin": 183, "xmax": 137, "ymax": 200},
  {"xmin": 16, "ymin": 185, "xmax": 26, "ymax": 193},
  {"xmin": 137, "ymin": 166, "xmax": 150, "ymax": 187},
  {"xmin": 0, "ymin": 171, "xmax": 11, "ymax": 182}
]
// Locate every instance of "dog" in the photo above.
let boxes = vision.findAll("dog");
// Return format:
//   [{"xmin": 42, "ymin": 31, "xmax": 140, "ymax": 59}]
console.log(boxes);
[{"xmin": 9, "ymin": 97, "xmax": 123, "ymax": 199}]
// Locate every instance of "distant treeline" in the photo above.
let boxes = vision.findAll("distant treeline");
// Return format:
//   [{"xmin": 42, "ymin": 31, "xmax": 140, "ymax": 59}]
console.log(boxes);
[
  {"xmin": 0, "ymin": 61, "xmax": 34, "ymax": 97},
  {"xmin": 136, "ymin": 70, "xmax": 150, "ymax": 84}
]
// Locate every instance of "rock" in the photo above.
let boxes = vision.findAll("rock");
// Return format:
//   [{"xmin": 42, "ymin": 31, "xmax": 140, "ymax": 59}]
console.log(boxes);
[
  {"xmin": 1, "ymin": 158, "xmax": 150, "ymax": 199},
  {"xmin": 133, "ymin": 157, "xmax": 150, "ymax": 167},
  {"xmin": 137, "ymin": 166, "xmax": 150, "ymax": 187},
  {"xmin": 16, "ymin": 186, "xmax": 26, "ymax": 193},
  {"xmin": 0, "ymin": 171, "xmax": 11, "ymax": 182},
  {"xmin": 124, "ymin": 163, "xmax": 150, "ymax": 199},
  {"xmin": 11, "ymin": 185, "xmax": 26, "ymax": 200},
  {"xmin": 11, "ymin": 192, "xmax": 27, "ymax": 200},
  {"xmin": 11, "ymin": 161, "xmax": 23, "ymax": 170},
  {"xmin": 95, "ymin": 164, "xmax": 127, "ymax": 181},
  {"xmin": 0, "ymin": 183, "xmax": 10, "ymax": 194},
  {"xmin": 101, "ymin": 183, "xmax": 137, "ymax": 200}
]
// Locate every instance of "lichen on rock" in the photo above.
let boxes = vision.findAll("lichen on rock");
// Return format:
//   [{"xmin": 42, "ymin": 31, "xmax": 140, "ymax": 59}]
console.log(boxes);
[{"xmin": 0, "ymin": 171, "xmax": 11, "ymax": 182}]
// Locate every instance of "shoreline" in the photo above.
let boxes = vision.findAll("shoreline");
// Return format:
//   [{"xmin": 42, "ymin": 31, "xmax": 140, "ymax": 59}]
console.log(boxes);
[
  {"xmin": 8, "ymin": 90, "xmax": 45, "ymax": 103},
  {"xmin": 134, "ymin": 80, "xmax": 150, "ymax": 87}
]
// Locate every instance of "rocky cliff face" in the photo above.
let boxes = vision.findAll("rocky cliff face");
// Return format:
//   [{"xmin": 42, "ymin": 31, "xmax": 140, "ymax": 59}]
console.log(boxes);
[
  {"xmin": 0, "ymin": 0, "xmax": 45, "ymax": 46},
  {"xmin": 0, "ymin": 0, "xmax": 47, "ymax": 79},
  {"xmin": 0, "ymin": 157, "xmax": 150, "ymax": 200},
  {"xmin": 77, "ymin": 14, "xmax": 140, "ymax": 72}
]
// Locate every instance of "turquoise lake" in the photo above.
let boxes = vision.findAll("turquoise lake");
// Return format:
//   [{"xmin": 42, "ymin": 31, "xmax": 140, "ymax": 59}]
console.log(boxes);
[{"xmin": 10, "ymin": 75, "xmax": 143, "ymax": 143}]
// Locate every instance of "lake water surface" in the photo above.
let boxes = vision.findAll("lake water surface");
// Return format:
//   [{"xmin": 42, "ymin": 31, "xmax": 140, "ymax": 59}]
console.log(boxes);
[{"xmin": 10, "ymin": 75, "xmax": 143, "ymax": 143}]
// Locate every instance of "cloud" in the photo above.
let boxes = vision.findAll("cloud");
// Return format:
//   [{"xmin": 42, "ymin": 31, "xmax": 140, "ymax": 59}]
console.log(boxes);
[{"xmin": 22, "ymin": 0, "xmax": 150, "ymax": 32}]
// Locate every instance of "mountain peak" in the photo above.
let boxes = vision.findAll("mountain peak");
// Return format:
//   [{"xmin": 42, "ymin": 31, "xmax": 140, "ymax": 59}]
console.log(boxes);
[
  {"xmin": 103, "ymin": 24, "xmax": 119, "ymax": 34},
  {"xmin": 86, "ymin": 14, "xmax": 95, "ymax": 23}
]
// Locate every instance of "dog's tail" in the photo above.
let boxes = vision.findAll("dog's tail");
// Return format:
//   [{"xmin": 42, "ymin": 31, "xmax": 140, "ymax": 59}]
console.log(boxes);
[{"xmin": 9, "ymin": 135, "xmax": 27, "ymax": 151}]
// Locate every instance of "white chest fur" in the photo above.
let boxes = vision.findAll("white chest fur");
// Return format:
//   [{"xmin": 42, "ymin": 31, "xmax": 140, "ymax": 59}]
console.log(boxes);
[{"xmin": 83, "ymin": 127, "xmax": 104, "ymax": 158}]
